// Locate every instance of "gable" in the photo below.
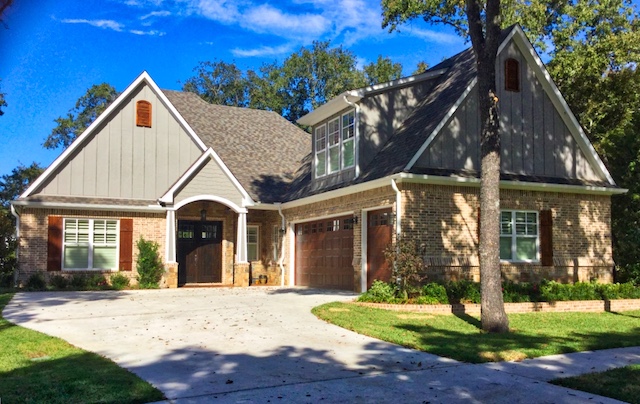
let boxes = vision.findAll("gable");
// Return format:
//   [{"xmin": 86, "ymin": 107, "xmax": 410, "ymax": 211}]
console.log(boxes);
[
  {"xmin": 413, "ymin": 37, "xmax": 604, "ymax": 183},
  {"xmin": 31, "ymin": 81, "xmax": 203, "ymax": 200}
]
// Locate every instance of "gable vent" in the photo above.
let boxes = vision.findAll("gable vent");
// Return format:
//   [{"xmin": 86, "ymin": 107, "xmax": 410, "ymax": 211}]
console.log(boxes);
[
  {"xmin": 136, "ymin": 100, "xmax": 152, "ymax": 128},
  {"xmin": 505, "ymin": 58, "xmax": 520, "ymax": 92}
]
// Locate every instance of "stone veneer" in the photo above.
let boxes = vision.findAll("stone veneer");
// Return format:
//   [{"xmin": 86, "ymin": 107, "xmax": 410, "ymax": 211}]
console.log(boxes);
[{"xmin": 400, "ymin": 182, "xmax": 614, "ymax": 283}]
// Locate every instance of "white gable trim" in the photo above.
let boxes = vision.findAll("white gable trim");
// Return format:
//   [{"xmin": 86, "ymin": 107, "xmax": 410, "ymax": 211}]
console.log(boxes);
[
  {"xmin": 503, "ymin": 26, "xmax": 615, "ymax": 185},
  {"xmin": 159, "ymin": 148, "xmax": 254, "ymax": 207},
  {"xmin": 170, "ymin": 195, "xmax": 247, "ymax": 214},
  {"xmin": 404, "ymin": 77, "xmax": 478, "ymax": 171},
  {"xmin": 21, "ymin": 71, "xmax": 208, "ymax": 199}
]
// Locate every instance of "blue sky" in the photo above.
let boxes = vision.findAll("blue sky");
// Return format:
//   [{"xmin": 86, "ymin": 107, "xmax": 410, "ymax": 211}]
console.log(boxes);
[{"xmin": 0, "ymin": 0, "xmax": 466, "ymax": 177}]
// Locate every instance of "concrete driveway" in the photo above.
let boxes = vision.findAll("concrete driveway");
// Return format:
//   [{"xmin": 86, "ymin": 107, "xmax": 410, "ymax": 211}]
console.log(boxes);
[{"xmin": 4, "ymin": 287, "xmax": 635, "ymax": 403}]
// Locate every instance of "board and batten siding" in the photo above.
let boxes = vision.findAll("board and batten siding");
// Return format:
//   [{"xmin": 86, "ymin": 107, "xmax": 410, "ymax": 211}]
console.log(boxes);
[
  {"xmin": 415, "ymin": 40, "xmax": 601, "ymax": 182},
  {"xmin": 34, "ymin": 83, "xmax": 203, "ymax": 199},
  {"xmin": 173, "ymin": 156, "xmax": 245, "ymax": 208}
]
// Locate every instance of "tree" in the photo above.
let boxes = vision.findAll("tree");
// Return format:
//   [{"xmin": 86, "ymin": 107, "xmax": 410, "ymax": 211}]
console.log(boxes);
[
  {"xmin": 383, "ymin": 0, "xmax": 509, "ymax": 332},
  {"xmin": 43, "ymin": 83, "xmax": 118, "ymax": 149},
  {"xmin": 0, "ymin": 163, "xmax": 43, "ymax": 286},
  {"xmin": 182, "ymin": 60, "xmax": 250, "ymax": 107},
  {"xmin": 363, "ymin": 55, "xmax": 403, "ymax": 85},
  {"xmin": 412, "ymin": 61, "xmax": 430, "ymax": 75}
]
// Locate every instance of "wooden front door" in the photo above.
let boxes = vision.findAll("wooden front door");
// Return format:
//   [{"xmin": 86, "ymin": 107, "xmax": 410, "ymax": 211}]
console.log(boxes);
[
  {"xmin": 367, "ymin": 208, "xmax": 393, "ymax": 289},
  {"xmin": 177, "ymin": 220, "xmax": 223, "ymax": 285}
]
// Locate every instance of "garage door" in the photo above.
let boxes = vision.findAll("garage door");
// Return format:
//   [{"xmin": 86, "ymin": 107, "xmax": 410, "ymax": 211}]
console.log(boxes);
[{"xmin": 295, "ymin": 216, "xmax": 354, "ymax": 290}]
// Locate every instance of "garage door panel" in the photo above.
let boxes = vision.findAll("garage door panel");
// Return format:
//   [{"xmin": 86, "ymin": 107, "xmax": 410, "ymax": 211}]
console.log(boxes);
[{"xmin": 296, "ymin": 216, "xmax": 354, "ymax": 291}]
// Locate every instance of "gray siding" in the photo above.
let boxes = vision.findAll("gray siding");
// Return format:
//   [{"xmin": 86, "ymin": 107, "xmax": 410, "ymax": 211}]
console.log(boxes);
[
  {"xmin": 173, "ymin": 156, "xmax": 244, "ymax": 207},
  {"xmin": 415, "ymin": 40, "xmax": 601, "ymax": 182},
  {"xmin": 35, "ymin": 83, "xmax": 203, "ymax": 199}
]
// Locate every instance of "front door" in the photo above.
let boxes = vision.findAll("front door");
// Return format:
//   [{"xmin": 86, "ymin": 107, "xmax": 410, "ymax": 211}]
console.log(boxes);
[
  {"xmin": 367, "ymin": 208, "xmax": 393, "ymax": 289},
  {"xmin": 177, "ymin": 220, "xmax": 223, "ymax": 286}
]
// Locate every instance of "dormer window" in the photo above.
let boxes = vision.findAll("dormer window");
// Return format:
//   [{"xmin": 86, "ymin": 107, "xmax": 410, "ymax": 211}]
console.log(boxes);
[
  {"xmin": 136, "ymin": 100, "xmax": 152, "ymax": 128},
  {"xmin": 505, "ymin": 58, "xmax": 520, "ymax": 92},
  {"xmin": 314, "ymin": 109, "xmax": 356, "ymax": 178}
]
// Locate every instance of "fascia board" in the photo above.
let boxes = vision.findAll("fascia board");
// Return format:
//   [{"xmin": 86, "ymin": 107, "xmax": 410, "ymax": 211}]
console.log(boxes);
[
  {"xmin": 404, "ymin": 77, "xmax": 478, "ymax": 171},
  {"xmin": 359, "ymin": 68, "xmax": 448, "ymax": 95},
  {"xmin": 11, "ymin": 200, "xmax": 166, "ymax": 212},
  {"xmin": 506, "ymin": 26, "xmax": 616, "ymax": 186},
  {"xmin": 159, "ymin": 148, "xmax": 254, "ymax": 206},
  {"xmin": 296, "ymin": 91, "xmax": 362, "ymax": 126},
  {"xmin": 20, "ymin": 71, "xmax": 208, "ymax": 199}
]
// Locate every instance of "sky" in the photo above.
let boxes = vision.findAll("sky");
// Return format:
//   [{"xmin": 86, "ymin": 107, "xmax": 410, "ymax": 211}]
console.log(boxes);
[{"xmin": 0, "ymin": 0, "xmax": 467, "ymax": 178}]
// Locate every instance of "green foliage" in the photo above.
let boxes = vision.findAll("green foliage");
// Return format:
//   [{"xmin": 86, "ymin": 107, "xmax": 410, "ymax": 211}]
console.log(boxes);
[
  {"xmin": 384, "ymin": 238, "xmax": 424, "ymax": 296},
  {"xmin": 502, "ymin": 281, "xmax": 536, "ymax": 303},
  {"xmin": 417, "ymin": 283, "xmax": 449, "ymax": 304},
  {"xmin": 25, "ymin": 272, "xmax": 46, "ymax": 291},
  {"xmin": 43, "ymin": 83, "xmax": 118, "ymax": 149},
  {"xmin": 110, "ymin": 273, "xmax": 130, "ymax": 290},
  {"xmin": 597, "ymin": 282, "xmax": 640, "ymax": 300},
  {"xmin": 183, "ymin": 60, "xmax": 249, "ymax": 107},
  {"xmin": 136, "ymin": 237, "xmax": 164, "ymax": 289},
  {"xmin": 69, "ymin": 274, "xmax": 89, "ymax": 289},
  {"xmin": 49, "ymin": 275, "xmax": 69, "ymax": 290},
  {"xmin": 540, "ymin": 281, "xmax": 600, "ymax": 302},
  {"xmin": 363, "ymin": 55, "xmax": 403, "ymax": 85},
  {"xmin": 444, "ymin": 280, "xmax": 482, "ymax": 304},
  {"xmin": 357, "ymin": 280, "xmax": 398, "ymax": 303},
  {"xmin": 552, "ymin": 364, "xmax": 640, "ymax": 404}
]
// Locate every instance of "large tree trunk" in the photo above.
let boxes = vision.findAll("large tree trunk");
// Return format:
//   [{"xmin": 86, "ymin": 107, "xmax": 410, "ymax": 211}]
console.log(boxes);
[{"xmin": 466, "ymin": 0, "xmax": 509, "ymax": 333}]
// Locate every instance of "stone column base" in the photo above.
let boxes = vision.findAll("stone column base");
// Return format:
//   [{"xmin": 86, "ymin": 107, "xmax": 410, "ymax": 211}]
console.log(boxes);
[
  {"xmin": 233, "ymin": 263, "xmax": 250, "ymax": 287},
  {"xmin": 164, "ymin": 262, "xmax": 178, "ymax": 288}
]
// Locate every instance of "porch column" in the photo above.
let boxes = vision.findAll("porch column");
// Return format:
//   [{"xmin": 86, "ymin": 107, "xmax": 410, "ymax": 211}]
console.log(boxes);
[
  {"xmin": 165, "ymin": 210, "xmax": 176, "ymax": 263},
  {"xmin": 236, "ymin": 210, "xmax": 248, "ymax": 263}
]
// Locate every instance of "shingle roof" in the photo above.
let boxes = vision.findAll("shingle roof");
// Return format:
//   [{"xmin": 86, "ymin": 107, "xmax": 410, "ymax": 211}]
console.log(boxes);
[{"xmin": 162, "ymin": 91, "xmax": 311, "ymax": 203}]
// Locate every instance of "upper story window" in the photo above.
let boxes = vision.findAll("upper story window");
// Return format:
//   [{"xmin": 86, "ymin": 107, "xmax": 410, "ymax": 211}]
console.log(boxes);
[
  {"xmin": 500, "ymin": 210, "xmax": 538, "ymax": 262},
  {"xmin": 314, "ymin": 109, "xmax": 356, "ymax": 178},
  {"xmin": 505, "ymin": 58, "xmax": 520, "ymax": 92},
  {"xmin": 136, "ymin": 100, "xmax": 152, "ymax": 128}
]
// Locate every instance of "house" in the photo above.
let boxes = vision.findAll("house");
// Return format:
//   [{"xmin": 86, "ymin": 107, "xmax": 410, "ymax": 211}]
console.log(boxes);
[{"xmin": 11, "ymin": 25, "xmax": 624, "ymax": 292}]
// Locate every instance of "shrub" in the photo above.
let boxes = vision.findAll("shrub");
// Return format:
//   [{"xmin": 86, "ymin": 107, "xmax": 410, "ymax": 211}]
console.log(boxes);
[
  {"xmin": 444, "ymin": 280, "xmax": 481, "ymax": 304},
  {"xmin": 540, "ymin": 281, "xmax": 600, "ymax": 301},
  {"xmin": 110, "ymin": 273, "xmax": 130, "ymax": 290},
  {"xmin": 420, "ymin": 283, "xmax": 449, "ymax": 304},
  {"xmin": 384, "ymin": 238, "xmax": 424, "ymax": 297},
  {"xmin": 86, "ymin": 273, "xmax": 108, "ymax": 290},
  {"xmin": 358, "ymin": 280, "xmax": 397, "ymax": 303},
  {"xmin": 49, "ymin": 275, "xmax": 69, "ymax": 290},
  {"xmin": 136, "ymin": 237, "xmax": 164, "ymax": 289},
  {"xmin": 597, "ymin": 282, "xmax": 640, "ymax": 300},
  {"xmin": 502, "ymin": 281, "xmax": 535, "ymax": 303},
  {"xmin": 70, "ymin": 274, "xmax": 89, "ymax": 289},
  {"xmin": 25, "ymin": 272, "xmax": 46, "ymax": 291}
]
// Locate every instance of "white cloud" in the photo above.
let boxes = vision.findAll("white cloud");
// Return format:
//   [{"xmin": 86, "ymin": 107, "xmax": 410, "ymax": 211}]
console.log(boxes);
[
  {"xmin": 194, "ymin": 0, "xmax": 241, "ymax": 24},
  {"xmin": 129, "ymin": 29, "xmax": 166, "ymax": 36},
  {"xmin": 241, "ymin": 4, "xmax": 329, "ymax": 38},
  {"xmin": 231, "ymin": 43, "xmax": 293, "ymax": 57},
  {"xmin": 140, "ymin": 10, "xmax": 171, "ymax": 20},
  {"xmin": 61, "ymin": 18, "xmax": 124, "ymax": 32},
  {"xmin": 406, "ymin": 28, "xmax": 459, "ymax": 44}
]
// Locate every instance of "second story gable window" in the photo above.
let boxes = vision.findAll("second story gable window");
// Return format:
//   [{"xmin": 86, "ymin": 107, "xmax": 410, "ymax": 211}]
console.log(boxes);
[
  {"xmin": 136, "ymin": 100, "xmax": 152, "ymax": 128},
  {"xmin": 505, "ymin": 58, "xmax": 520, "ymax": 92},
  {"xmin": 314, "ymin": 109, "xmax": 356, "ymax": 178}
]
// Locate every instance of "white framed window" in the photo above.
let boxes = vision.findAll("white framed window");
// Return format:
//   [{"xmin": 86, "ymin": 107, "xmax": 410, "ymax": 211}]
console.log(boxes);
[
  {"xmin": 63, "ymin": 218, "xmax": 119, "ymax": 270},
  {"xmin": 272, "ymin": 225, "xmax": 281, "ymax": 261},
  {"xmin": 341, "ymin": 110, "xmax": 355, "ymax": 168},
  {"xmin": 315, "ymin": 125, "xmax": 327, "ymax": 177},
  {"xmin": 500, "ymin": 210, "xmax": 538, "ymax": 262},
  {"xmin": 247, "ymin": 225, "xmax": 259, "ymax": 261},
  {"xmin": 313, "ymin": 109, "xmax": 356, "ymax": 178}
]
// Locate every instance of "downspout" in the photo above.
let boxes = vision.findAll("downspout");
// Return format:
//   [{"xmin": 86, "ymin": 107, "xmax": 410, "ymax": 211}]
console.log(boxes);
[
  {"xmin": 343, "ymin": 95, "xmax": 361, "ymax": 179},
  {"xmin": 277, "ymin": 203, "xmax": 286, "ymax": 286},
  {"xmin": 391, "ymin": 179, "xmax": 401, "ymax": 238},
  {"xmin": 10, "ymin": 204, "xmax": 20, "ymax": 287}
]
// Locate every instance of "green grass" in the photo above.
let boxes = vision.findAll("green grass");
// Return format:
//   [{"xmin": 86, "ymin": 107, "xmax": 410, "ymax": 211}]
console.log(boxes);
[
  {"xmin": 0, "ymin": 292, "xmax": 165, "ymax": 403},
  {"xmin": 312, "ymin": 302, "xmax": 640, "ymax": 363},
  {"xmin": 551, "ymin": 365, "xmax": 640, "ymax": 404}
]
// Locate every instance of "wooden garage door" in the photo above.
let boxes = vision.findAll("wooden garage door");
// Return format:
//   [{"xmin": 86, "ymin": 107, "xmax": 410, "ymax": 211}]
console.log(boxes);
[{"xmin": 295, "ymin": 216, "xmax": 354, "ymax": 290}]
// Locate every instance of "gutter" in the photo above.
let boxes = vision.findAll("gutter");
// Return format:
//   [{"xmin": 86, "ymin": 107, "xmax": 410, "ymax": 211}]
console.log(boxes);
[
  {"xmin": 276, "ymin": 203, "xmax": 286, "ymax": 287},
  {"xmin": 391, "ymin": 179, "xmax": 401, "ymax": 237},
  {"xmin": 343, "ymin": 95, "xmax": 361, "ymax": 179}
]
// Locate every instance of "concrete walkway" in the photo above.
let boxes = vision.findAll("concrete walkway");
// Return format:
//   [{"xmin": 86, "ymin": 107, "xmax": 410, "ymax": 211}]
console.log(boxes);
[{"xmin": 4, "ymin": 287, "xmax": 640, "ymax": 403}]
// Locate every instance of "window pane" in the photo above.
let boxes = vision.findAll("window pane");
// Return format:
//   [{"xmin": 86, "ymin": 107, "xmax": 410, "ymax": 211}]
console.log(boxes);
[
  {"xmin": 94, "ymin": 246, "xmax": 117, "ymax": 269},
  {"xmin": 500, "ymin": 237, "xmax": 512, "ymax": 260},
  {"xmin": 342, "ymin": 139, "xmax": 354, "ymax": 168},
  {"xmin": 64, "ymin": 246, "xmax": 89, "ymax": 269},
  {"xmin": 247, "ymin": 227, "xmax": 258, "ymax": 243},
  {"xmin": 516, "ymin": 238, "xmax": 537, "ymax": 260},
  {"xmin": 328, "ymin": 119, "xmax": 340, "ymax": 145},
  {"xmin": 316, "ymin": 151, "xmax": 326, "ymax": 177},
  {"xmin": 247, "ymin": 244, "xmax": 258, "ymax": 261},
  {"xmin": 329, "ymin": 146, "xmax": 340, "ymax": 173}
]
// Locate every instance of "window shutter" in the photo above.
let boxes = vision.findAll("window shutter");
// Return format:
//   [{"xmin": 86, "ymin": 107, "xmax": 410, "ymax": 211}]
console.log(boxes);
[
  {"xmin": 136, "ymin": 100, "xmax": 152, "ymax": 128},
  {"xmin": 119, "ymin": 219, "xmax": 133, "ymax": 271},
  {"xmin": 540, "ymin": 210, "xmax": 553, "ymax": 266},
  {"xmin": 505, "ymin": 58, "xmax": 520, "ymax": 92},
  {"xmin": 47, "ymin": 216, "xmax": 63, "ymax": 271}
]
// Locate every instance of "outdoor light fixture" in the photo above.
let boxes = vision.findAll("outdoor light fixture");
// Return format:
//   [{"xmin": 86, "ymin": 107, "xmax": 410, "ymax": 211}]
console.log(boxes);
[{"xmin": 200, "ymin": 208, "xmax": 207, "ymax": 221}]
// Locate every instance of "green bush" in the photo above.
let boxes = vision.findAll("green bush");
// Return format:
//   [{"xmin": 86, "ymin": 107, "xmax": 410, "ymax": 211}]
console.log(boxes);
[
  {"xmin": 502, "ymin": 281, "xmax": 536, "ymax": 303},
  {"xmin": 49, "ymin": 275, "xmax": 69, "ymax": 290},
  {"xmin": 70, "ymin": 274, "xmax": 89, "ymax": 289},
  {"xmin": 597, "ymin": 282, "xmax": 640, "ymax": 299},
  {"xmin": 540, "ymin": 281, "xmax": 600, "ymax": 301},
  {"xmin": 86, "ymin": 274, "xmax": 108, "ymax": 290},
  {"xmin": 25, "ymin": 272, "xmax": 46, "ymax": 291},
  {"xmin": 136, "ymin": 237, "xmax": 164, "ymax": 289},
  {"xmin": 358, "ymin": 280, "xmax": 397, "ymax": 303},
  {"xmin": 444, "ymin": 280, "xmax": 481, "ymax": 304},
  {"xmin": 384, "ymin": 238, "xmax": 424, "ymax": 296},
  {"xmin": 110, "ymin": 273, "xmax": 130, "ymax": 290},
  {"xmin": 420, "ymin": 283, "xmax": 449, "ymax": 304}
]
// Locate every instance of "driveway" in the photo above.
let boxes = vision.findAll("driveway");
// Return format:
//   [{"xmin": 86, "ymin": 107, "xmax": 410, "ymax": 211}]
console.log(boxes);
[{"xmin": 4, "ymin": 287, "xmax": 635, "ymax": 403}]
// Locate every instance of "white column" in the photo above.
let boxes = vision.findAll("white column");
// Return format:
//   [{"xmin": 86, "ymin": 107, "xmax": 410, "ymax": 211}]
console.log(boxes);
[
  {"xmin": 165, "ymin": 210, "xmax": 176, "ymax": 263},
  {"xmin": 236, "ymin": 211, "xmax": 247, "ymax": 263}
]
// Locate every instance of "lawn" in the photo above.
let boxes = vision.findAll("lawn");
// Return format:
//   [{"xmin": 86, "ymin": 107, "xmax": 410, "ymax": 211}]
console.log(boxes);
[
  {"xmin": 551, "ymin": 365, "xmax": 640, "ymax": 404},
  {"xmin": 312, "ymin": 302, "xmax": 640, "ymax": 363},
  {"xmin": 0, "ymin": 292, "xmax": 165, "ymax": 404}
]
